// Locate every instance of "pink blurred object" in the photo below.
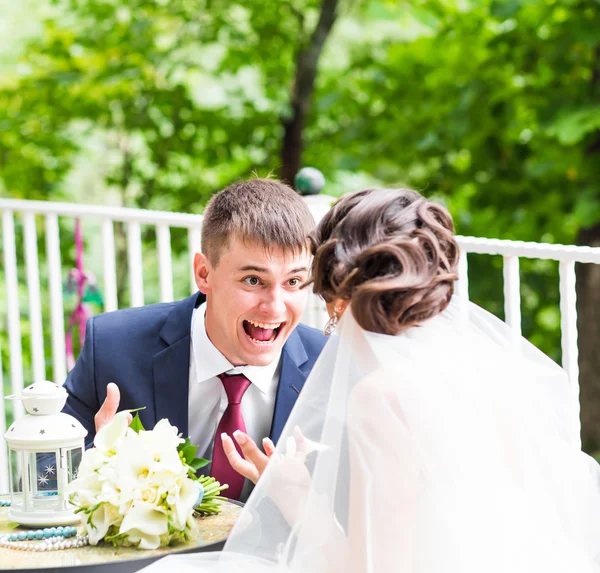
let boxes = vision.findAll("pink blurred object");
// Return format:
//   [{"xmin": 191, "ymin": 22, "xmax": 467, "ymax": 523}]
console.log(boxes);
[{"xmin": 65, "ymin": 219, "xmax": 94, "ymax": 371}]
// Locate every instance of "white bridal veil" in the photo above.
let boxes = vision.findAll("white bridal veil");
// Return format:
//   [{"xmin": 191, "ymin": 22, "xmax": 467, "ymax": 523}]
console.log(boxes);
[{"xmin": 144, "ymin": 298, "xmax": 600, "ymax": 573}]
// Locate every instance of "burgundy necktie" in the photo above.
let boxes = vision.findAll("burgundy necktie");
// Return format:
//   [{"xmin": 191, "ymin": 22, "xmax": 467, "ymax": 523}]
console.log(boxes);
[{"xmin": 210, "ymin": 373, "xmax": 252, "ymax": 500}]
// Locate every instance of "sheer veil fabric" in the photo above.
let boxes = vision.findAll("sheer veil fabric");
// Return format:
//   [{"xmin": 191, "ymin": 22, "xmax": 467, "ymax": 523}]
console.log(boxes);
[{"xmin": 143, "ymin": 298, "xmax": 600, "ymax": 573}]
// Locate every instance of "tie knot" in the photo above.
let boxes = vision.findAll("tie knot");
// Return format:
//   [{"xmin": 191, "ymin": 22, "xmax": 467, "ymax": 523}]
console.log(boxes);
[{"xmin": 219, "ymin": 373, "xmax": 251, "ymax": 405}]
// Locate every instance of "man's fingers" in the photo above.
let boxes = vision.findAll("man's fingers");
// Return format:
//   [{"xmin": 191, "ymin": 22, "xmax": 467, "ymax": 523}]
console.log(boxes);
[
  {"xmin": 262, "ymin": 437, "xmax": 276, "ymax": 458},
  {"xmin": 94, "ymin": 383, "xmax": 121, "ymax": 432},
  {"xmin": 221, "ymin": 433, "xmax": 259, "ymax": 483},
  {"xmin": 233, "ymin": 431, "xmax": 270, "ymax": 475}
]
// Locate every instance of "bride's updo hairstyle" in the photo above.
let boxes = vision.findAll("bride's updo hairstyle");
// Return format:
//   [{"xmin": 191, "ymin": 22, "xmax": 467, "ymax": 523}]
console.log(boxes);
[{"xmin": 310, "ymin": 188, "xmax": 459, "ymax": 335}]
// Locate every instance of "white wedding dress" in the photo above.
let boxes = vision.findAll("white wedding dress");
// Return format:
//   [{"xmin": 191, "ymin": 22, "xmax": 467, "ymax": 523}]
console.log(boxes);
[{"xmin": 143, "ymin": 298, "xmax": 600, "ymax": 572}]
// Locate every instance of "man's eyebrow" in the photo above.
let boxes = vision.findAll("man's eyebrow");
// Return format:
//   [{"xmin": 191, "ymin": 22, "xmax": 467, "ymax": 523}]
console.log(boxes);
[
  {"xmin": 238, "ymin": 265, "xmax": 268, "ymax": 273},
  {"xmin": 236, "ymin": 265, "xmax": 309, "ymax": 274}
]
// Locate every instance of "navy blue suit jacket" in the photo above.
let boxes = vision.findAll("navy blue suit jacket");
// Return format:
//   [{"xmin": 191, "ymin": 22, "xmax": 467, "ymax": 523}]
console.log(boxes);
[{"xmin": 63, "ymin": 293, "xmax": 327, "ymax": 448}]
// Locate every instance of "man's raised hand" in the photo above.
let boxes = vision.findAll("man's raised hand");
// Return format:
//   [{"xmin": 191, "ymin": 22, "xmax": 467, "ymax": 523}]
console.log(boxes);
[
  {"xmin": 220, "ymin": 431, "xmax": 275, "ymax": 484},
  {"xmin": 94, "ymin": 382, "xmax": 132, "ymax": 433}
]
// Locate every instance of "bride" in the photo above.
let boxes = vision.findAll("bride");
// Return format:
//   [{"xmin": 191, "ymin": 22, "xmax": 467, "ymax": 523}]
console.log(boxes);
[{"xmin": 144, "ymin": 188, "xmax": 600, "ymax": 572}]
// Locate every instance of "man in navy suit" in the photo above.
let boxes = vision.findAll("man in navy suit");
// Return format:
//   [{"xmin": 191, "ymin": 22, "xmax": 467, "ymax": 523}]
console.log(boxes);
[{"xmin": 63, "ymin": 178, "xmax": 327, "ymax": 500}]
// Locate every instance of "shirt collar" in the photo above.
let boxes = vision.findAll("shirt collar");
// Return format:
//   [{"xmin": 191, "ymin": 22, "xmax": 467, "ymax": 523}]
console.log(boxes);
[{"xmin": 191, "ymin": 303, "xmax": 281, "ymax": 394}]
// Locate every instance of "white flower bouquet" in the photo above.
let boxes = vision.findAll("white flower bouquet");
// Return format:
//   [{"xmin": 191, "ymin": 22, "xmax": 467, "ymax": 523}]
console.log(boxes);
[{"xmin": 69, "ymin": 411, "xmax": 228, "ymax": 549}]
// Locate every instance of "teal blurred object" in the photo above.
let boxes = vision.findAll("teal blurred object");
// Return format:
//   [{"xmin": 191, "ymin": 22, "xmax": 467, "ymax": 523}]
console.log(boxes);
[{"xmin": 294, "ymin": 167, "xmax": 325, "ymax": 195}]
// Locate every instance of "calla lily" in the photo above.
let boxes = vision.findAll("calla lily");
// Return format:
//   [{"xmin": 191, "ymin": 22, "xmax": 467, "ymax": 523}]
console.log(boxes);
[
  {"xmin": 119, "ymin": 502, "xmax": 168, "ymax": 549},
  {"xmin": 94, "ymin": 411, "xmax": 130, "ymax": 452},
  {"xmin": 69, "ymin": 471, "xmax": 103, "ymax": 507},
  {"xmin": 171, "ymin": 478, "xmax": 198, "ymax": 530},
  {"xmin": 138, "ymin": 419, "xmax": 185, "ymax": 471},
  {"xmin": 86, "ymin": 504, "xmax": 113, "ymax": 546}
]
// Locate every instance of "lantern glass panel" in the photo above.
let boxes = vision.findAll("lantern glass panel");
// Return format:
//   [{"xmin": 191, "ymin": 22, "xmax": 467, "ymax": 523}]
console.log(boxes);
[
  {"xmin": 28, "ymin": 451, "xmax": 60, "ymax": 512},
  {"xmin": 8, "ymin": 448, "xmax": 23, "ymax": 509},
  {"xmin": 67, "ymin": 447, "xmax": 83, "ymax": 481}
]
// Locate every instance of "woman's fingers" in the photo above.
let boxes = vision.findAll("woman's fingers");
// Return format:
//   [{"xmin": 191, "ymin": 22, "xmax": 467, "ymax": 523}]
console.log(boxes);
[
  {"xmin": 221, "ymin": 433, "xmax": 259, "ymax": 483},
  {"xmin": 233, "ymin": 431, "xmax": 271, "ymax": 476},
  {"xmin": 293, "ymin": 426, "xmax": 308, "ymax": 463}
]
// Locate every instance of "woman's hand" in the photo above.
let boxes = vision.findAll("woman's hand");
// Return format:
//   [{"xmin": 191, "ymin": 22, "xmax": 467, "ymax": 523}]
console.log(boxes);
[{"xmin": 221, "ymin": 431, "xmax": 277, "ymax": 484}]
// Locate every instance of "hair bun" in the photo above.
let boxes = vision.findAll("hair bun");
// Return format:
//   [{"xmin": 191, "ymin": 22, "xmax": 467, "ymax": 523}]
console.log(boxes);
[{"xmin": 310, "ymin": 189, "xmax": 459, "ymax": 335}]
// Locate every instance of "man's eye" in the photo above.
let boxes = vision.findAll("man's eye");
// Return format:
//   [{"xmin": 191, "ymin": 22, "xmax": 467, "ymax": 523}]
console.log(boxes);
[
  {"xmin": 244, "ymin": 277, "xmax": 260, "ymax": 286},
  {"xmin": 288, "ymin": 278, "xmax": 300, "ymax": 287}
]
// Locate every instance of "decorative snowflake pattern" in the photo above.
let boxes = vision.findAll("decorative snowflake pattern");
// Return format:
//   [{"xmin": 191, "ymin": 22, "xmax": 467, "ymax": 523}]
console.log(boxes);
[
  {"xmin": 37, "ymin": 475, "xmax": 49, "ymax": 486},
  {"xmin": 44, "ymin": 465, "xmax": 55, "ymax": 475}
]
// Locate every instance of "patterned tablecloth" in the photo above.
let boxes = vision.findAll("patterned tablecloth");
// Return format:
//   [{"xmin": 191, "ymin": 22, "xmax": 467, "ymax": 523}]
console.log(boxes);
[{"xmin": 0, "ymin": 496, "xmax": 243, "ymax": 572}]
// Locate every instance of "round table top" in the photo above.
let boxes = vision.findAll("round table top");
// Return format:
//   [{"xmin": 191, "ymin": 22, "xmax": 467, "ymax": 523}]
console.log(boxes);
[{"xmin": 0, "ymin": 496, "xmax": 243, "ymax": 573}]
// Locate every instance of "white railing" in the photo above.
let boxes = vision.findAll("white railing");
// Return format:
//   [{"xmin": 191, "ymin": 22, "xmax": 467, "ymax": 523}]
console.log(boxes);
[{"xmin": 1, "ymin": 196, "xmax": 600, "ymax": 490}]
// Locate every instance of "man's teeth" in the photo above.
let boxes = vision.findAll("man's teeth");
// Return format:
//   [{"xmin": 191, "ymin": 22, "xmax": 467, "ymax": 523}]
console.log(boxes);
[{"xmin": 246, "ymin": 320, "xmax": 282, "ymax": 329}]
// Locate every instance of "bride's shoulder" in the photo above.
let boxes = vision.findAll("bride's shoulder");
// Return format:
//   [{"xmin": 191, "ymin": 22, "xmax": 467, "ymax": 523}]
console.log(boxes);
[
  {"xmin": 348, "ymin": 368, "xmax": 411, "ymax": 440},
  {"xmin": 349, "ymin": 367, "xmax": 403, "ymax": 413}
]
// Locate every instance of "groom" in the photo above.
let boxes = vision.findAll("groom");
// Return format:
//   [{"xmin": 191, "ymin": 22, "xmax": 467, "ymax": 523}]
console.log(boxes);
[{"xmin": 63, "ymin": 178, "xmax": 327, "ymax": 500}]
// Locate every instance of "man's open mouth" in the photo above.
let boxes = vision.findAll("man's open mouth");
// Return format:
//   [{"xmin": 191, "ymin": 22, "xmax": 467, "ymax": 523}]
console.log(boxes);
[{"xmin": 242, "ymin": 320, "xmax": 285, "ymax": 344}]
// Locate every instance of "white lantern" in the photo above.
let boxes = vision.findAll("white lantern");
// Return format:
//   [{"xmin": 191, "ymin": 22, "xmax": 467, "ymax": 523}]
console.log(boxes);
[{"xmin": 4, "ymin": 381, "xmax": 87, "ymax": 526}]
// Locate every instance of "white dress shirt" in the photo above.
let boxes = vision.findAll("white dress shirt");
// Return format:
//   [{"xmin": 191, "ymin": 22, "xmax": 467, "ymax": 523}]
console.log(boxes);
[{"xmin": 187, "ymin": 303, "xmax": 281, "ymax": 465}]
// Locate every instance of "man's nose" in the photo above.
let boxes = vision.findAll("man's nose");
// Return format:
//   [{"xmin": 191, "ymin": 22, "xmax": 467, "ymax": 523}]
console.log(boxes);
[{"xmin": 259, "ymin": 287, "xmax": 287, "ymax": 317}]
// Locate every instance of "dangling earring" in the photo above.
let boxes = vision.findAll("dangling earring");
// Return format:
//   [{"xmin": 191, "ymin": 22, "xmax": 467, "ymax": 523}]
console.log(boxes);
[{"xmin": 323, "ymin": 309, "xmax": 340, "ymax": 336}]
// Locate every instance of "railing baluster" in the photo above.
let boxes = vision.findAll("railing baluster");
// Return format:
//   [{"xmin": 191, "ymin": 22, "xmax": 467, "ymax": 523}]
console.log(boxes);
[
  {"xmin": 559, "ymin": 260, "xmax": 579, "ymax": 384},
  {"xmin": 156, "ymin": 224, "xmax": 174, "ymax": 303},
  {"xmin": 127, "ymin": 221, "xmax": 144, "ymax": 307},
  {"xmin": 102, "ymin": 219, "xmax": 118, "ymax": 312},
  {"xmin": 188, "ymin": 227, "xmax": 201, "ymax": 295},
  {"xmin": 0, "ymin": 335, "xmax": 8, "ymax": 491},
  {"xmin": 23, "ymin": 212, "xmax": 46, "ymax": 383},
  {"xmin": 45, "ymin": 214, "xmax": 67, "ymax": 384},
  {"xmin": 313, "ymin": 294, "xmax": 329, "ymax": 332},
  {"xmin": 3, "ymin": 210, "xmax": 24, "ymax": 419},
  {"xmin": 301, "ymin": 294, "xmax": 315, "ymax": 328},
  {"xmin": 455, "ymin": 251, "xmax": 469, "ymax": 310},
  {"xmin": 503, "ymin": 256, "xmax": 522, "ymax": 336}
]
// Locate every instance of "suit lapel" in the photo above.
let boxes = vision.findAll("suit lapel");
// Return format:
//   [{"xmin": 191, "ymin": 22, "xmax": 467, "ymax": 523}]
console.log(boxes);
[
  {"xmin": 270, "ymin": 330, "xmax": 309, "ymax": 444},
  {"xmin": 153, "ymin": 293, "xmax": 203, "ymax": 437}
]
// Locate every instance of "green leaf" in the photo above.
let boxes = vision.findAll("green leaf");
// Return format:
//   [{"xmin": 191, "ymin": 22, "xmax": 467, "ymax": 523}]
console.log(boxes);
[
  {"xmin": 129, "ymin": 412, "xmax": 146, "ymax": 433},
  {"xmin": 177, "ymin": 436, "xmax": 198, "ymax": 464},
  {"xmin": 550, "ymin": 107, "xmax": 600, "ymax": 146},
  {"xmin": 189, "ymin": 457, "xmax": 210, "ymax": 470}
]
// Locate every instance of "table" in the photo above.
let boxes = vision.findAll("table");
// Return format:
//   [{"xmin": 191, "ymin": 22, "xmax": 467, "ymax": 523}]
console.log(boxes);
[{"xmin": 0, "ymin": 496, "xmax": 243, "ymax": 573}]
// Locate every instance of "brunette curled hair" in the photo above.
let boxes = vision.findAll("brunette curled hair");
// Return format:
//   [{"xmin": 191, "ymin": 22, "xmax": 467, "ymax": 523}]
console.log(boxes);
[{"xmin": 310, "ymin": 188, "xmax": 459, "ymax": 335}]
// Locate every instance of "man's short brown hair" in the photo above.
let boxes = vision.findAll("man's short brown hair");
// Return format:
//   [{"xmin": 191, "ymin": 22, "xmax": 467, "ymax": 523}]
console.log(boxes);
[{"xmin": 201, "ymin": 178, "xmax": 315, "ymax": 265}]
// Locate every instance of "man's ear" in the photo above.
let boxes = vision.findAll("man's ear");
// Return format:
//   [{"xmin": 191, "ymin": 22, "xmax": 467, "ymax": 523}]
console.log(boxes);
[{"xmin": 194, "ymin": 252, "xmax": 211, "ymax": 294}]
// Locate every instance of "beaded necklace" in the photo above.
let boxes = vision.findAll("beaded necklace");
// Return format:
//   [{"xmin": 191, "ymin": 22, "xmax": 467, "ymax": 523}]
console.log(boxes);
[{"xmin": 0, "ymin": 497, "xmax": 89, "ymax": 552}]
